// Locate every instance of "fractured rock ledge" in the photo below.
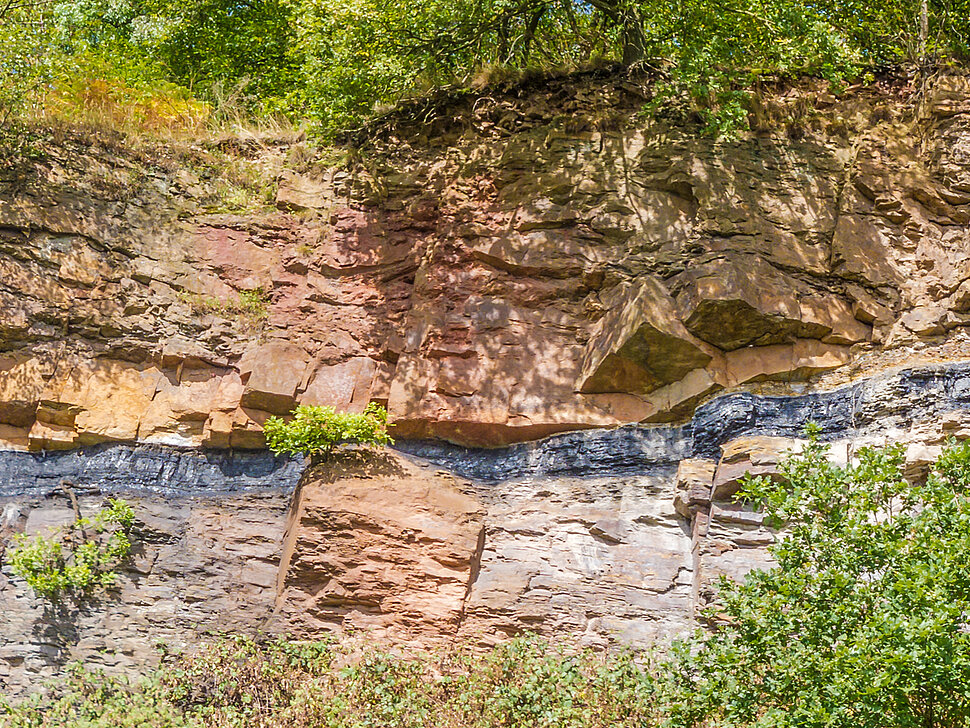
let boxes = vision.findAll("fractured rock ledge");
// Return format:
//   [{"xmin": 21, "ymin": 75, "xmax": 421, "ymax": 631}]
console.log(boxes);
[
  {"xmin": 2, "ymin": 74, "xmax": 970, "ymax": 449},
  {"xmin": 398, "ymin": 361, "xmax": 970, "ymax": 479}
]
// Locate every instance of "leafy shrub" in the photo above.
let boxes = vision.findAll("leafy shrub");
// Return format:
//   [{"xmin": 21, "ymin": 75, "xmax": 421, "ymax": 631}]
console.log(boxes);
[
  {"xmin": 263, "ymin": 402, "xmax": 392, "ymax": 459},
  {"xmin": 236, "ymin": 288, "xmax": 269, "ymax": 320},
  {"xmin": 661, "ymin": 428, "xmax": 970, "ymax": 728},
  {"xmin": 178, "ymin": 288, "xmax": 270, "ymax": 323},
  {"xmin": 0, "ymin": 663, "xmax": 192, "ymax": 728},
  {"xmin": 449, "ymin": 634, "xmax": 657, "ymax": 728},
  {"xmin": 0, "ymin": 634, "xmax": 659, "ymax": 728},
  {"xmin": 6, "ymin": 498, "xmax": 135, "ymax": 601}
]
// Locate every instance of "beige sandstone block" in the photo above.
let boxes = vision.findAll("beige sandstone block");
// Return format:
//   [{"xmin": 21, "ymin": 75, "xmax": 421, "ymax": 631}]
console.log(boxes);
[
  {"xmin": 241, "ymin": 342, "xmax": 310, "ymax": 414},
  {"xmin": 713, "ymin": 436, "xmax": 800, "ymax": 501},
  {"xmin": 673, "ymin": 458, "xmax": 717, "ymax": 518}
]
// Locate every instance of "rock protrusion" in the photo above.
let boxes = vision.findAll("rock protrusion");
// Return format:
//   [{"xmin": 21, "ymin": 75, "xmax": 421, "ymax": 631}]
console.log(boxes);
[
  {"xmin": 673, "ymin": 458, "xmax": 716, "ymax": 518},
  {"xmin": 276, "ymin": 450, "xmax": 485, "ymax": 644}
]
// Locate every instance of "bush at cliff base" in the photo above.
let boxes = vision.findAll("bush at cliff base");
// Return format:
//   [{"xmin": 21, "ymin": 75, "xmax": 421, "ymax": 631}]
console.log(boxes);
[
  {"xmin": 5, "ymin": 433, "xmax": 970, "ymax": 727},
  {"xmin": 662, "ymin": 427, "xmax": 970, "ymax": 728},
  {"xmin": 0, "ymin": 635, "xmax": 659, "ymax": 728}
]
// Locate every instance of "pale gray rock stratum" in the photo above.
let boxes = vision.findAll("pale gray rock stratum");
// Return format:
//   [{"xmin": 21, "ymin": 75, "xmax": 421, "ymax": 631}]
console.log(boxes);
[{"xmin": 2, "ymin": 70, "xmax": 970, "ymax": 692}]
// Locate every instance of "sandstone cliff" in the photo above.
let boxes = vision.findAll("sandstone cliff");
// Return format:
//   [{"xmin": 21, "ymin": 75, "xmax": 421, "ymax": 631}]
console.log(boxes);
[
  {"xmin": 5, "ymin": 363, "xmax": 970, "ymax": 692},
  {"xmin": 1, "ymin": 72, "xmax": 969, "ymax": 450},
  {"xmin": 2, "ymin": 70, "xmax": 970, "ymax": 693}
]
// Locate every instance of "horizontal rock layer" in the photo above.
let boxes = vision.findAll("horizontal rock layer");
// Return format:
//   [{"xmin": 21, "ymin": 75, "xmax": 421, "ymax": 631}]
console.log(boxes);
[
  {"xmin": 0, "ymin": 445, "xmax": 302, "ymax": 497},
  {"xmin": 1, "ymin": 74, "xmax": 970, "ymax": 449},
  {"xmin": 398, "ymin": 361, "xmax": 970, "ymax": 478},
  {"xmin": 3, "ymin": 361, "xmax": 970, "ymax": 692}
]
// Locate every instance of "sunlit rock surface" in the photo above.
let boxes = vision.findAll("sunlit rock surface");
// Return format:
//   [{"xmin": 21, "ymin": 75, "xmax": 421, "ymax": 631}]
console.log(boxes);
[
  {"xmin": 4, "ymin": 363, "xmax": 970, "ymax": 691},
  {"xmin": 2, "ymin": 75, "xmax": 970, "ymax": 449},
  {"xmin": 3, "ymin": 72, "xmax": 970, "ymax": 693}
]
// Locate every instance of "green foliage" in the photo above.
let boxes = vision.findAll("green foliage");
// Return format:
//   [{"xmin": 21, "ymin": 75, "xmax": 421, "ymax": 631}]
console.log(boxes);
[
  {"xmin": 289, "ymin": 0, "xmax": 614, "ymax": 134},
  {"xmin": 178, "ymin": 288, "xmax": 269, "ymax": 323},
  {"xmin": 236, "ymin": 288, "xmax": 270, "ymax": 319},
  {"xmin": 263, "ymin": 402, "xmax": 392, "ymax": 458},
  {"xmin": 0, "ymin": 634, "xmax": 658, "ymax": 728},
  {"xmin": 5, "ymin": 0, "xmax": 969, "ymax": 140},
  {"xmin": 662, "ymin": 428, "xmax": 970, "ymax": 728},
  {"xmin": 6, "ymin": 499, "xmax": 135, "ymax": 601},
  {"xmin": 0, "ymin": 4, "xmax": 55, "ymax": 135},
  {"xmin": 153, "ymin": 0, "xmax": 302, "ymax": 117},
  {"xmin": 452, "ymin": 633, "xmax": 656, "ymax": 727},
  {"xmin": 638, "ymin": 0, "xmax": 868, "ymax": 136},
  {"xmin": 0, "ymin": 663, "xmax": 192, "ymax": 728}
]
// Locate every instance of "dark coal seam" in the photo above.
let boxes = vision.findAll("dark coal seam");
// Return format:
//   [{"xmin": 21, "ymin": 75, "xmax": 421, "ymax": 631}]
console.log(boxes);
[
  {"xmin": 0, "ymin": 445, "xmax": 305, "ymax": 498},
  {"xmin": 399, "ymin": 360, "xmax": 970, "ymax": 480},
  {"xmin": 1, "ymin": 361, "xmax": 969, "ymax": 495}
]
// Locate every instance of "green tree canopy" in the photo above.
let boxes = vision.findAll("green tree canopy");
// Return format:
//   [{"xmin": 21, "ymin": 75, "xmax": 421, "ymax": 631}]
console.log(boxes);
[
  {"xmin": 3, "ymin": 0, "xmax": 970, "ymax": 135},
  {"xmin": 0, "ymin": 0, "xmax": 970, "ymax": 132}
]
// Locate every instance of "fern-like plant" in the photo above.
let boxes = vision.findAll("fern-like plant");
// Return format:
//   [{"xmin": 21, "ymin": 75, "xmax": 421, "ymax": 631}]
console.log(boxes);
[{"xmin": 262, "ymin": 402, "xmax": 392, "ymax": 459}]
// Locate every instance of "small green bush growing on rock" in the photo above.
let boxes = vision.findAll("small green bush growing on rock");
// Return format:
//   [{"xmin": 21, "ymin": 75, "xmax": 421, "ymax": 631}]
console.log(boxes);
[
  {"xmin": 263, "ymin": 402, "xmax": 392, "ymax": 459},
  {"xmin": 6, "ymin": 498, "xmax": 135, "ymax": 601},
  {"xmin": 177, "ymin": 287, "xmax": 269, "ymax": 325},
  {"xmin": 235, "ymin": 287, "xmax": 269, "ymax": 321}
]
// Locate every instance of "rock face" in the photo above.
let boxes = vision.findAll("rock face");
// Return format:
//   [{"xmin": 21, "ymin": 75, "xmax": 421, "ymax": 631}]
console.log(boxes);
[
  {"xmin": 277, "ymin": 451, "xmax": 485, "ymax": 643},
  {"xmin": 4, "ymin": 363, "xmax": 970, "ymax": 692},
  {"xmin": 2, "ymin": 74, "xmax": 970, "ymax": 449},
  {"xmin": 0, "ymin": 495, "xmax": 295, "ymax": 693},
  {"xmin": 3, "ymin": 71, "xmax": 970, "ymax": 693}
]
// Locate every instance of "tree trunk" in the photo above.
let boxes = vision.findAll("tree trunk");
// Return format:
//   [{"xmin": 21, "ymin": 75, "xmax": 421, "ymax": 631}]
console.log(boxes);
[
  {"xmin": 498, "ymin": 18, "xmax": 510, "ymax": 64},
  {"xmin": 585, "ymin": 0, "xmax": 646, "ymax": 65},
  {"xmin": 519, "ymin": 7, "xmax": 546, "ymax": 65},
  {"xmin": 620, "ymin": 10, "xmax": 646, "ymax": 65},
  {"xmin": 918, "ymin": 0, "xmax": 929, "ymax": 65}
]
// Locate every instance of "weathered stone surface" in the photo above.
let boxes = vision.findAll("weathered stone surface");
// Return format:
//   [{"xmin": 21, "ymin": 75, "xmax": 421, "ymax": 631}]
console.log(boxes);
[
  {"xmin": 300, "ymin": 357, "xmax": 378, "ymax": 412},
  {"xmin": 2, "ymin": 362, "xmax": 970, "ymax": 691},
  {"xmin": 712, "ymin": 436, "xmax": 798, "ymax": 500},
  {"xmin": 674, "ymin": 458, "xmax": 716, "ymax": 518},
  {"xmin": 277, "ymin": 450, "xmax": 484, "ymax": 644},
  {"xmin": 0, "ymin": 490, "xmax": 294, "ymax": 695},
  {"xmin": 276, "ymin": 169, "xmax": 337, "ymax": 212},
  {"xmin": 457, "ymin": 469, "xmax": 694, "ymax": 647},
  {"xmin": 642, "ymin": 367, "xmax": 723, "ymax": 423},
  {"xmin": 721, "ymin": 339, "xmax": 852, "ymax": 386},
  {"xmin": 675, "ymin": 257, "xmax": 870, "ymax": 351},
  {"xmin": 580, "ymin": 278, "xmax": 713, "ymax": 394},
  {"xmin": 240, "ymin": 343, "xmax": 310, "ymax": 414},
  {"xmin": 32, "ymin": 360, "xmax": 161, "ymax": 448},
  {"xmin": 0, "ymin": 74, "xmax": 967, "ymax": 448},
  {"xmin": 676, "ymin": 257, "xmax": 801, "ymax": 350},
  {"xmin": 0, "ymin": 355, "xmax": 53, "ymax": 428}
]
